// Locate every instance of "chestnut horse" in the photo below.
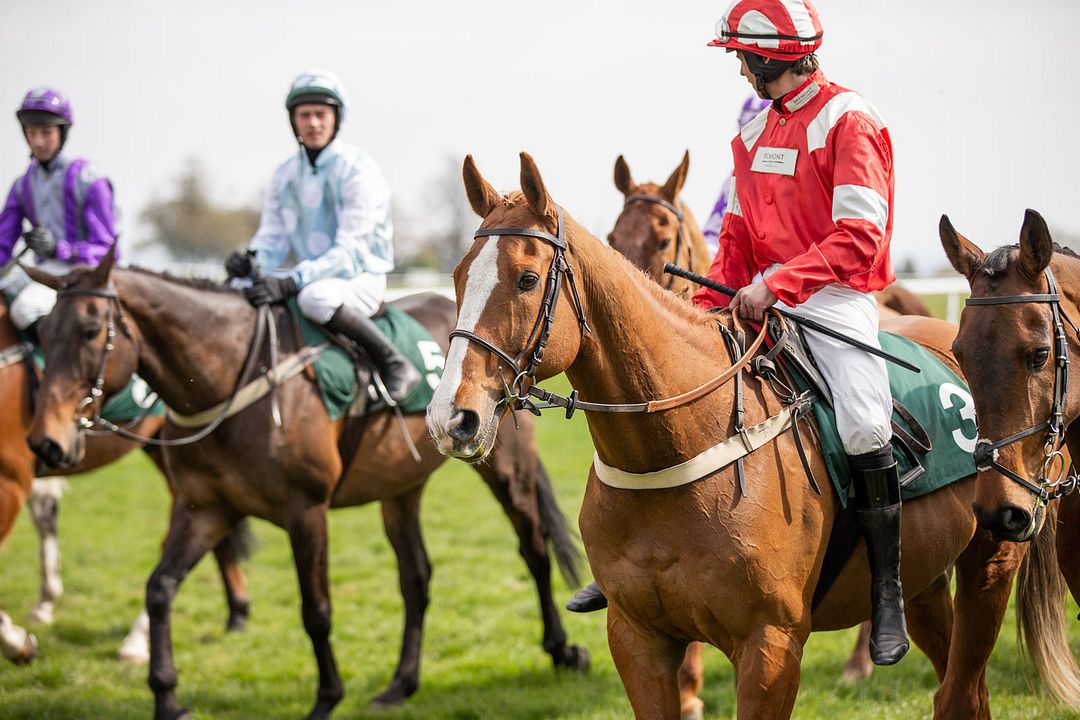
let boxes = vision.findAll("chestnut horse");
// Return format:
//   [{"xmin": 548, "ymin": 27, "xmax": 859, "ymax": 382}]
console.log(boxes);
[
  {"xmin": 24, "ymin": 255, "xmax": 587, "ymax": 720},
  {"xmin": 940, "ymin": 209, "xmax": 1080, "ymax": 702},
  {"xmin": 428, "ymin": 152, "xmax": 1072, "ymax": 719},
  {"xmin": 0, "ymin": 304, "xmax": 250, "ymax": 665}
]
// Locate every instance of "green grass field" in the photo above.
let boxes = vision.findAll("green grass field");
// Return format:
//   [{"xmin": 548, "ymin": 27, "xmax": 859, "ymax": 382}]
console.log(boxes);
[{"xmin": 1, "ymin": 376, "xmax": 1077, "ymax": 719}]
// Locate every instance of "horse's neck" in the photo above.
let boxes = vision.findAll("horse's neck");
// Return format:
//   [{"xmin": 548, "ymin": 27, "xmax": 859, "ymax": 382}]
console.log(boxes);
[
  {"xmin": 115, "ymin": 270, "xmax": 258, "ymax": 415},
  {"xmin": 566, "ymin": 232, "xmax": 736, "ymax": 472}
]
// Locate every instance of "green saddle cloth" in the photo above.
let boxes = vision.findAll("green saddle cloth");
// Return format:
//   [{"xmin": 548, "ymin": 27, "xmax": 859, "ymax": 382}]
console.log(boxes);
[
  {"xmin": 797, "ymin": 331, "xmax": 977, "ymax": 508},
  {"xmin": 288, "ymin": 301, "xmax": 444, "ymax": 421}
]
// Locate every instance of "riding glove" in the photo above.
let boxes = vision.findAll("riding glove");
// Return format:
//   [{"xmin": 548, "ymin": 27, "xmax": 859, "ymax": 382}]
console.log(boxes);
[
  {"xmin": 244, "ymin": 276, "xmax": 298, "ymax": 306},
  {"xmin": 225, "ymin": 249, "xmax": 255, "ymax": 279},
  {"xmin": 23, "ymin": 226, "xmax": 56, "ymax": 257}
]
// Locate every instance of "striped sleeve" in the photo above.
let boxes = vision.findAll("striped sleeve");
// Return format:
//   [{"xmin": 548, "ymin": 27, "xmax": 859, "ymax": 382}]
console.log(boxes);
[
  {"xmin": 765, "ymin": 110, "xmax": 893, "ymax": 305},
  {"xmin": 692, "ymin": 197, "xmax": 755, "ymax": 310}
]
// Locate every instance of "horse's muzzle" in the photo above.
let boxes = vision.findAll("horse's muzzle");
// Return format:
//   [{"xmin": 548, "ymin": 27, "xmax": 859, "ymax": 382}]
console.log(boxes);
[
  {"xmin": 971, "ymin": 500, "xmax": 1040, "ymax": 542},
  {"xmin": 27, "ymin": 432, "xmax": 83, "ymax": 471}
]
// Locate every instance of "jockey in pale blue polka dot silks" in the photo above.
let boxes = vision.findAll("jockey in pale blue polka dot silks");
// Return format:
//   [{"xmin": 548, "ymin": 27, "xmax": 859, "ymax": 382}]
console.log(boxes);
[{"xmin": 225, "ymin": 69, "xmax": 419, "ymax": 401}]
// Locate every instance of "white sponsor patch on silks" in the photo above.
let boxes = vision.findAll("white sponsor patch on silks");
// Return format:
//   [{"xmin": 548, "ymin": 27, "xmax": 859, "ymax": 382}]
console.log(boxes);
[
  {"xmin": 751, "ymin": 146, "xmax": 799, "ymax": 176},
  {"xmin": 593, "ymin": 404, "xmax": 796, "ymax": 490},
  {"xmin": 740, "ymin": 105, "xmax": 771, "ymax": 151},
  {"xmin": 784, "ymin": 81, "xmax": 820, "ymax": 112},
  {"xmin": 832, "ymin": 184, "xmax": 889, "ymax": 234},
  {"xmin": 428, "ymin": 237, "xmax": 501, "ymax": 428},
  {"xmin": 806, "ymin": 92, "xmax": 886, "ymax": 153}
]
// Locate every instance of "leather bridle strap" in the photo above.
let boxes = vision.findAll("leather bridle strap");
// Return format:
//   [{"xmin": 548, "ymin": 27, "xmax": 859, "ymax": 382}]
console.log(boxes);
[
  {"xmin": 965, "ymin": 267, "xmax": 1079, "ymax": 501},
  {"xmin": 623, "ymin": 194, "xmax": 689, "ymax": 289}
]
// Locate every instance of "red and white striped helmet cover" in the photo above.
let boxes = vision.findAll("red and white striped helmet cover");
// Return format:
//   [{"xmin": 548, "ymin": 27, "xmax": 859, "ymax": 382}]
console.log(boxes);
[{"xmin": 709, "ymin": 0, "xmax": 823, "ymax": 61}]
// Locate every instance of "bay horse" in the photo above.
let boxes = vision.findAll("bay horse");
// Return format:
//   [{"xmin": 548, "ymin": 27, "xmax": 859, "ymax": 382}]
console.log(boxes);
[
  {"xmin": 0, "ymin": 303, "xmax": 250, "ymax": 665},
  {"xmin": 23, "ymin": 253, "xmax": 588, "ymax": 720},
  {"xmin": 428, "ymin": 152, "xmax": 1076, "ymax": 719},
  {"xmin": 940, "ymin": 209, "xmax": 1080, "ymax": 698}
]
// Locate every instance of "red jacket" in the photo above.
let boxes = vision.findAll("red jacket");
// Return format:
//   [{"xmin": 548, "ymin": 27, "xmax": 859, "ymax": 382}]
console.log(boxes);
[{"xmin": 692, "ymin": 70, "xmax": 895, "ymax": 309}]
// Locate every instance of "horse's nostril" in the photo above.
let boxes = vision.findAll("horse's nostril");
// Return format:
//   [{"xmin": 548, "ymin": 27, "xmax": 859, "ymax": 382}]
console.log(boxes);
[
  {"xmin": 447, "ymin": 408, "xmax": 481, "ymax": 442},
  {"xmin": 28, "ymin": 437, "xmax": 65, "ymax": 469},
  {"xmin": 1000, "ymin": 506, "xmax": 1032, "ymax": 534}
]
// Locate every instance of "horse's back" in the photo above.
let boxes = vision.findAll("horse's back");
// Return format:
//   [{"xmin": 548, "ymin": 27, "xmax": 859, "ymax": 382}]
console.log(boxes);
[{"xmin": 880, "ymin": 315, "xmax": 960, "ymax": 374}]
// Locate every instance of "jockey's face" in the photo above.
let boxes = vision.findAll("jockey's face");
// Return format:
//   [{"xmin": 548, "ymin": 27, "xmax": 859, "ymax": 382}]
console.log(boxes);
[
  {"xmin": 23, "ymin": 125, "xmax": 61, "ymax": 163},
  {"xmin": 292, "ymin": 104, "xmax": 337, "ymax": 151}
]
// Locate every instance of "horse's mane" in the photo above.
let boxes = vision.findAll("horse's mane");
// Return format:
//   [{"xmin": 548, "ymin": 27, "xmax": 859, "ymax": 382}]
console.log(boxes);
[
  {"xmin": 980, "ymin": 243, "xmax": 1080, "ymax": 278},
  {"xmin": 124, "ymin": 265, "xmax": 240, "ymax": 295}
]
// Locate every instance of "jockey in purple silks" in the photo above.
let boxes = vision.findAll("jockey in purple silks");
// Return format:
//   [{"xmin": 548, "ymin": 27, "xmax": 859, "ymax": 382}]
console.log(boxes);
[
  {"xmin": 700, "ymin": 96, "xmax": 771, "ymax": 257},
  {"xmin": 0, "ymin": 87, "xmax": 119, "ymax": 333}
]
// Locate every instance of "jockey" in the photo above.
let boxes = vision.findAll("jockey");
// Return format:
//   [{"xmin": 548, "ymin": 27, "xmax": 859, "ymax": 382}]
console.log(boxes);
[
  {"xmin": 0, "ymin": 87, "xmax": 119, "ymax": 335},
  {"xmin": 225, "ymin": 70, "xmax": 420, "ymax": 401},
  {"xmin": 700, "ymin": 96, "xmax": 771, "ymax": 257},
  {"xmin": 571, "ymin": 0, "xmax": 907, "ymax": 667}
]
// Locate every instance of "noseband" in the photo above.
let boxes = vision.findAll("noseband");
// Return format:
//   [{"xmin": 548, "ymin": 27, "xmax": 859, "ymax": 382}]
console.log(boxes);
[
  {"xmin": 622, "ymin": 194, "xmax": 690, "ymax": 290},
  {"xmin": 965, "ymin": 267, "xmax": 1079, "ymax": 503}
]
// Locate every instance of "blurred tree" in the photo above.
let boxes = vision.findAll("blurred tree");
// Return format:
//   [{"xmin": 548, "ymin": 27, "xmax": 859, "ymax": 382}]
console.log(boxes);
[
  {"xmin": 138, "ymin": 158, "xmax": 260, "ymax": 260},
  {"xmin": 393, "ymin": 155, "xmax": 473, "ymax": 272}
]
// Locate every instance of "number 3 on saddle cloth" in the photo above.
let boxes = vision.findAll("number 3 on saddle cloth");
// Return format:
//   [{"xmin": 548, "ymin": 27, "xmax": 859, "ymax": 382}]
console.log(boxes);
[
  {"xmin": 0, "ymin": 294, "xmax": 164, "ymax": 424},
  {"xmin": 768, "ymin": 318, "xmax": 979, "ymax": 608}
]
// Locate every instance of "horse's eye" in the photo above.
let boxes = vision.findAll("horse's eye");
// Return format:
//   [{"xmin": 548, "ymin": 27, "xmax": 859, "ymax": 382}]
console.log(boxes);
[
  {"xmin": 657, "ymin": 238, "xmax": 672, "ymax": 251},
  {"xmin": 82, "ymin": 325, "xmax": 102, "ymax": 342},
  {"xmin": 1030, "ymin": 347, "xmax": 1050, "ymax": 369},
  {"xmin": 517, "ymin": 272, "xmax": 540, "ymax": 291}
]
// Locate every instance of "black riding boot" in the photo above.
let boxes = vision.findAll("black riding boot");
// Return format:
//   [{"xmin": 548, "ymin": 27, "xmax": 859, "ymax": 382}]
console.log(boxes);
[
  {"xmin": 566, "ymin": 581, "xmax": 608, "ymax": 613},
  {"xmin": 850, "ymin": 444, "xmax": 909, "ymax": 666},
  {"xmin": 326, "ymin": 305, "xmax": 421, "ymax": 403}
]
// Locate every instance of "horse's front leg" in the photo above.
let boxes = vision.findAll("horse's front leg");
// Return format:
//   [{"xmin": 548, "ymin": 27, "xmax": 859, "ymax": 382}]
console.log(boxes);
[
  {"xmin": 607, "ymin": 605, "xmax": 686, "ymax": 720},
  {"xmin": 27, "ymin": 477, "xmax": 65, "ymax": 625},
  {"xmin": 147, "ymin": 501, "xmax": 235, "ymax": 720},
  {"xmin": 369, "ymin": 485, "xmax": 430, "ymax": 709},
  {"xmin": 288, "ymin": 502, "xmax": 344, "ymax": 720},
  {"xmin": 732, "ymin": 623, "xmax": 807, "ymax": 720}
]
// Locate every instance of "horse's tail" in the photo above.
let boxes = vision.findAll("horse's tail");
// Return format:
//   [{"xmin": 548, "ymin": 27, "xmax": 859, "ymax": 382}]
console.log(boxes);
[
  {"xmin": 222, "ymin": 517, "xmax": 257, "ymax": 561},
  {"xmin": 1016, "ymin": 506, "xmax": 1080, "ymax": 708},
  {"xmin": 536, "ymin": 458, "xmax": 584, "ymax": 588}
]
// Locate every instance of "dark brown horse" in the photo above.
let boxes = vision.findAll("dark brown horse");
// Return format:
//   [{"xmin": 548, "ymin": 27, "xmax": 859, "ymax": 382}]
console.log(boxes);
[
  {"xmin": 941, "ymin": 209, "xmax": 1080, "ymax": 702},
  {"xmin": 0, "ymin": 305, "xmax": 250, "ymax": 664},
  {"xmin": 24, "ymin": 254, "xmax": 587, "ymax": 720},
  {"xmin": 428, "ymin": 152, "xmax": 1075, "ymax": 719}
]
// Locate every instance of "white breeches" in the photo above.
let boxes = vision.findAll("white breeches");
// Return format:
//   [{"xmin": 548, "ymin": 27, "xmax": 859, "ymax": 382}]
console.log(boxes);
[
  {"xmin": 769, "ymin": 272, "xmax": 893, "ymax": 456},
  {"xmin": 0, "ymin": 260, "xmax": 69, "ymax": 330},
  {"xmin": 296, "ymin": 273, "xmax": 387, "ymax": 323}
]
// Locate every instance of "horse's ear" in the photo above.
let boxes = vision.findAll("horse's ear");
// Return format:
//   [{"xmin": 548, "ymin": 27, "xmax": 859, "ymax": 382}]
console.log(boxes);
[
  {"xmin": 88, "ymin": 242, "xmax": 118, "ymax": 287},
  {"xmin": 519, "ymin": 152, "xmax": 555, "ymax": 221},
  {"xmin": 660, "ymin": 150, "xmax": 690, "ymax": 203},
  {"xmin": 1018, "ymin": 209, "xmax": 1053, "ymax": 280},
  {"xmin": 462, "ymin": 154, "xmax": 501, "ymax": 219},
  {"xmin": 614, "ymin": 155, "xmax": 634, "ymax": 196},
  {"xmin": 939, "ymin": 215, "xmax": 984, "ymax": 280},
  {"xmin": 20, "ymin": 263, "xmax": 65, "ymax": 290}
]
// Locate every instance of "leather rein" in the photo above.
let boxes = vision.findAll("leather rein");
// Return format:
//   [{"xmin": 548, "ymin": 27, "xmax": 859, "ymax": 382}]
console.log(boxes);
[
  {"xmin": 965, "ymin": 267, "xmax": 1080, "ymax": 504},
  {"xmin": 56, "ymin": 285, "xmax": 270, "ymax": 447},
  {"xmin": 448, "ymin": 207, "xmax": 768, "ymax": 419},
  {"xmin": 622, "ymin": 194, "xmax": 692, "ymax": 290}
]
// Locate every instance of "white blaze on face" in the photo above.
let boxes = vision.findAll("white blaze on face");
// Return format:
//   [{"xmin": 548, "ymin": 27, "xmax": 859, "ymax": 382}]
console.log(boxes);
[{"xmin": 427, "ymin": 237, "xmax": 501, "ymax": 435}]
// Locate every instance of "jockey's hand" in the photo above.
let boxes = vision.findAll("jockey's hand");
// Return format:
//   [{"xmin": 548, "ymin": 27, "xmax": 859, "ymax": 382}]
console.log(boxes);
[
  {"xmin": 225, "ymin": 249, "xmax": 255, "ymax": 279},
  {"xmin": 729, "ymin": 281, "xmax": 778, "ymax": 322},
  {"xmin": 244, "ymin": 276, "xmax": 298, "ymax": 306},
  {"xmin": 22, "ymin": 226, "xmax": 56, "ymax": 258}
]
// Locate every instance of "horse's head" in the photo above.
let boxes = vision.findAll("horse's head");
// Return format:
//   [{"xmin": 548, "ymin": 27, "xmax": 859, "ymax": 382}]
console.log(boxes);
[
  {"xmin": 427, "ymin": 153, "xmax": 588, "ymax": 461},
  {"xmin": 942, "ymin": 209, "xmax": 1078, "ymax": 540},
  {"xmin": 607, "ymin": 152, "xmax": 690, "ymax": 285},
  {"xmin": 23, "ymin": 245, "xmax": 139, "ymax": 469}
]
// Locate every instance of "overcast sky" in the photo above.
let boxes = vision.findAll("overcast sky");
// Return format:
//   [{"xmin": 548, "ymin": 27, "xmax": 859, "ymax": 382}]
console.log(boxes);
[{"xmin": 1, "ymin": 0, "xmax": 1076, "ymax": 273}]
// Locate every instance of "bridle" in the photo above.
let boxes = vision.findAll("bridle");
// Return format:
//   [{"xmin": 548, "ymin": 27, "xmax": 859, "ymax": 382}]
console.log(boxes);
[
  {"xmin": 622, "ymin": 194, "xmax": 691, "ymax": 290},
  {"xmin": 55, "ymin": 284, "xmax": 269, "ymax": 447},
  {"xmin": 965, "ymin": 267, "xmax": 1080, "ymax": 505},
  {"xmin": 448, "ymin": 206, "xmax": 768, "ymax": 419}
]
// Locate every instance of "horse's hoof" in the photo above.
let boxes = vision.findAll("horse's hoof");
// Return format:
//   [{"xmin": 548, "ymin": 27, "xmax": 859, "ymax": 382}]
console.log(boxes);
[
  {"xmin": 554, "ymin": 644, "xmax": 591, "ymax": 673},
  {"xmin": 681, "ymin": 697, "xmax": 705, "ymax": 720},
  {"xmin": 840, "ymin": 661, "xmax": 873, "ymax": 685},
  {"xmin": 226, "ymin": 614, "xmax": 247, "ymax": 633},
  {"xmin": 9, "ymin": 633, "xmax": 38, "ymax": 665},
  {"xmin": 117, "ymin": 634, "xmax": 150, "ymax": 665},
  {"xmin": 369, "ymin": 681, "xmax": 414, "ymax": 710},
  {"xmin": 28, "ymin": 603, "xmax": 55, "ymax": 626}
]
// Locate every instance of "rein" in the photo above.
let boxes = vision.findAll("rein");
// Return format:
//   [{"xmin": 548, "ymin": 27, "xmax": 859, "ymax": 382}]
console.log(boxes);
[
  {"xmin": 57, "ymin": 285, "xmax": 271, "ymax": 447},
  {"xmin": 622, "ymin": 194, "xmax": 692, "ymax": 290},
  {"xmin": 965, "ymin": 267, "xmax": 1080, "ymax": 504},
  {"xmin": 449, "ymin": 207, "xmax": 769, "ymax": 419}
]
